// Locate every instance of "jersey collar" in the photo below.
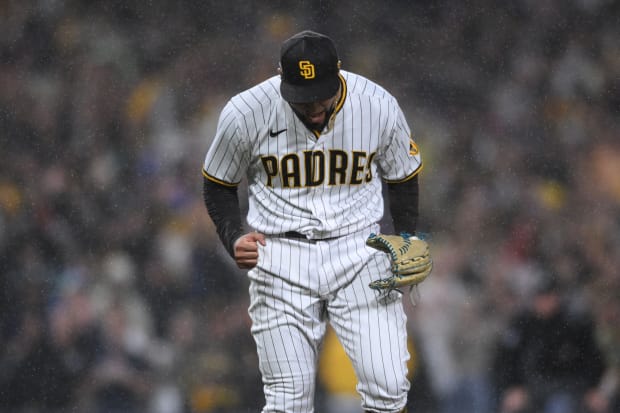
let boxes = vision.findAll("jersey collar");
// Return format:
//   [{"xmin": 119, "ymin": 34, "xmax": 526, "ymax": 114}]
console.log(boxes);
[{"xmin": 312, "ymin": 73, "xmax": 347, "ymax": 137}]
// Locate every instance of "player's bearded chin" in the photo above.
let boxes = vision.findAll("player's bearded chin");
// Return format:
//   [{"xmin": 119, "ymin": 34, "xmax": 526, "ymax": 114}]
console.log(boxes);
[
  {"xmin": 289, "ymin": 98, "xmax": 337, "ymax": 131},
  {"xmin": 288, "ymin": 84, "xmax": 341, "ymax": 131}
]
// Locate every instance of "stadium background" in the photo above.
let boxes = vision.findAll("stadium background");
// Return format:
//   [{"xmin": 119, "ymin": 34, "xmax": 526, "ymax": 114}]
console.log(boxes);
[{"xmin": 0, "ymin": 1, "xmax": 618, "ymax": 412}]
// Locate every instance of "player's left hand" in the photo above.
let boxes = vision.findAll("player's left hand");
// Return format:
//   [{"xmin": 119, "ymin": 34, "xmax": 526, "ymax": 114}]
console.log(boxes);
[
  {"xmin": 233, "ymin": 232, "xmax": 266, "ymax": 269},
  {"xmin": 366, "ymin": 232, "xmax": 432, "ymax": 301}
]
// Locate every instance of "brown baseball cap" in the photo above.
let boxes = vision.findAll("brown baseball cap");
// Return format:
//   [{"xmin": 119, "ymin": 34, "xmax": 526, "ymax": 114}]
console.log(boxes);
[{"xmin": 279, "ymin": 30, "xmax": 340, "ymax": 103}]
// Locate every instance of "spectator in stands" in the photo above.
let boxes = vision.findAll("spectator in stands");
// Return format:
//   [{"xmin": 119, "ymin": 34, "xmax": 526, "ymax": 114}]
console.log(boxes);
[{"xmin": 493, "ymin": 275, "xmax": 605, "ymax": 413}]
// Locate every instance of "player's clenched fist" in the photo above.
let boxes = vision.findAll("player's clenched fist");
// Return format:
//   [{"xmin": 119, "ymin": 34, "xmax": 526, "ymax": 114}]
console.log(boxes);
[{"xmin": 233, "ymin": 232, "xmax": 266, "ymax": 269}]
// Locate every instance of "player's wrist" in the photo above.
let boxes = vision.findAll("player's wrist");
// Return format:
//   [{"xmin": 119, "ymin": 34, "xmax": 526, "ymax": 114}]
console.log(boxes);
[
  {"xmin": 398, "ymin": 231, "xmax": 417, "ymax": 240},
  {"xmin": 226, "ymin": 229, "xmax": 245, "ymax": 257}
]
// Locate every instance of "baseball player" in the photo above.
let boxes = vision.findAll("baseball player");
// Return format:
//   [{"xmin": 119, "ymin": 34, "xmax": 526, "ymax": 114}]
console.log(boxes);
[{"xmin": 202, "ymin": 30, "xmax": 428, "ymax": 413}]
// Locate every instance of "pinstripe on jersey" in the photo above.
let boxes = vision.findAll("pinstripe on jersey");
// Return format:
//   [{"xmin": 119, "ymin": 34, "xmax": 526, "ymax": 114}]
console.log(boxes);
[{"xmin": 203, "ymin": 70, "xmax": 422, "ymax": 240}]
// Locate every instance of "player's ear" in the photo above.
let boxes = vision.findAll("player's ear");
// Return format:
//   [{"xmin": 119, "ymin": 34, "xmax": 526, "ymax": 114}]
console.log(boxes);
[
  {"xmin": 277, "ymin": 64, "xmax": 283, "ymax": 77},
  {"xmin": 337, "ymin": 60, "xmax": 341, "ymax": 70}
]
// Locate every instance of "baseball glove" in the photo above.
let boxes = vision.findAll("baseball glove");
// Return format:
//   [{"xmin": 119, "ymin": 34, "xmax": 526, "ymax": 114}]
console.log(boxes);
[{"xmin": 366, "ymin": 232, "xmax": 433, "ymax": 296}]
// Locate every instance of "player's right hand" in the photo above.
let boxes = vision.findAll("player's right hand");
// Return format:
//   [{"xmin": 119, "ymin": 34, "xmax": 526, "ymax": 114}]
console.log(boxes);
[{"xmin": 233, "ymin": 232, "xmax": 266, "ymax": 269}]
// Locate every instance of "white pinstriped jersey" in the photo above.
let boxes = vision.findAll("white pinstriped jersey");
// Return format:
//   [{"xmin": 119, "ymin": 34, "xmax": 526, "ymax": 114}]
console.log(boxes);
[{"xmin": 202, "ymin": 70, "xmax": 422, "ymax": 239}]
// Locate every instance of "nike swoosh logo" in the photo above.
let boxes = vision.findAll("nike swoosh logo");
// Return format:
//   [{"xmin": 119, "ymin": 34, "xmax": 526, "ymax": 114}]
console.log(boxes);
[{"xmin": 269, "ymin": 128, "xmax": 287, "ymax": 137}]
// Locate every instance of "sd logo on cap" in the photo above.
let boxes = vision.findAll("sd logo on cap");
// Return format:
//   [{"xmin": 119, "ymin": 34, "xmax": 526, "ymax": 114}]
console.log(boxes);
[{"xmin": 279, "ymin": 30, "xmax": 341, "ymax": 103}]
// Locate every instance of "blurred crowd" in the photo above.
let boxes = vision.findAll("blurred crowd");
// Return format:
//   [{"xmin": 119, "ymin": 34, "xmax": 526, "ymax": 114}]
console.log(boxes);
[{"xmin": 0, "ymin": 1, "xmax": 618, "ymax": 413}]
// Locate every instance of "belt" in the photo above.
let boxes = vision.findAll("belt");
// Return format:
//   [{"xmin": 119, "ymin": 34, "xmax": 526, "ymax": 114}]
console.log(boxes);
[{"xmin": 280, "ymin": 231, "xmax": 339, "ymax": 242}]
